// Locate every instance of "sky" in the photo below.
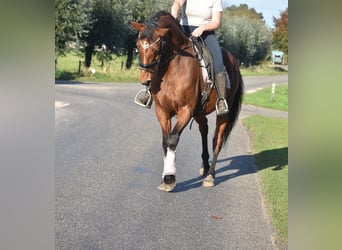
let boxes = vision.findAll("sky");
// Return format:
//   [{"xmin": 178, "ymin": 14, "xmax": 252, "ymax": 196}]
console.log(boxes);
[{"xmin": 222, "ymin": 0, "xmax": 288, "ymax": 28}]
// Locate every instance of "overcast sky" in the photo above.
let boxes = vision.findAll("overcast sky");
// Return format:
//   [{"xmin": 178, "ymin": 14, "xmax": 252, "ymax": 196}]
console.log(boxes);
[{"xmin": 222, "ymin": 0, "xmax": 288, "ymax": 28}]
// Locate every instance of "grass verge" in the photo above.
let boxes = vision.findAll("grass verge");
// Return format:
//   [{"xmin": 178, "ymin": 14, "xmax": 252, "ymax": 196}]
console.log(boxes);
[
  {"xmin": 244, "ymin": 84, "xmax": 288, "ymax": 111},
  {"xmin": 243, "ymin": 116, "xmax": 288, "ymax": 248},
  {"xmin": 55, "ymin": 50, "xmax": 140, "ymax": 83},
  {"xmin": 240, "ymin": 63, "xmax": 288, "ymax": 76},
  {"xmin": 55, "ymin": 51, "xmax": 288, "ymax": 82},
  {"xmin": 243, "ymin": 83, "xmax": 288, "ymax": 248}
]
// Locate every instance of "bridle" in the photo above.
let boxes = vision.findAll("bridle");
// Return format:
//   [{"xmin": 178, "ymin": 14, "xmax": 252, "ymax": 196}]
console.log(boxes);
[
  {"xmin": 137, "ymin": 20, "xmax": 166, "ymax": 73},
  {"xmin": 139, "ymin": 37, "xmax": 161, "ymax": 50},
  {"xmin": 136, "ymin": 19, "xmax": 191, "ymax": 74},
  {"xmin": 138, "ymin": 36, "xmax": 162, "ymax": 72}
]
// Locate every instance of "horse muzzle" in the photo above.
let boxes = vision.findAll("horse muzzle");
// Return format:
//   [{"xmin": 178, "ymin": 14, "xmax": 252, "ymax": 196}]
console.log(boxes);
[
  {"xmin": 139, "ymin": 70, "xmax": 152, "ymax": 86},
  {"xmin": 141, "ymin": 79, "xmax": 151, "ymax": 86}
]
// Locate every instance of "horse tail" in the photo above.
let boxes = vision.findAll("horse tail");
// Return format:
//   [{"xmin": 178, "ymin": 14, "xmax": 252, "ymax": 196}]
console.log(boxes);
[{"xmin": 222, "ymin": 50, "xmax": 244, "ymax": 145}]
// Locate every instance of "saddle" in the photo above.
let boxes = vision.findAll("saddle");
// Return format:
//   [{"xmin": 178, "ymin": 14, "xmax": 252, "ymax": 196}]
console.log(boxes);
[
  {"xmin": 190, "ymin": 37, "xmax": 215, "ymax": 114},
  {"xmin": 190, "ymin": 37, "xmax": 215, "ymax": 85}
]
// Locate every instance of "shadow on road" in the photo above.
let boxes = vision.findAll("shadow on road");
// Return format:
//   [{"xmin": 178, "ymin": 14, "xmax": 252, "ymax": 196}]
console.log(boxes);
[
  {"xmin": 172, "ymin": 147, "xmax": 288, "ymax": 192},
  {"xmin": 55, "ymin": 79, "xmax": 86, "ymax": 85}
]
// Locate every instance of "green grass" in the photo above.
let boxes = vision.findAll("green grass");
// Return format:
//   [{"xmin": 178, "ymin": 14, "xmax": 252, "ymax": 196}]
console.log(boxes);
[
  {"xmin": 243, "ymin": 85, "xmax": 289, "ymax": 248},
  {"xmin": 55, "ymin": 50, "xmax": 140, "ymax": 82},
  {"xmin": 55, "ymin": 51, "xmax": 288, "ymax": 82},
  {"xmin": 243, "ymin": 116, "xmax": 288, "ymax": 248},
  {"xmin": 243, "ymin": 84, "xmax": 288, "ymax": 111},
  {"xmin": 240, "ymin": 63, "xmax": 288, "ymax": 76}
]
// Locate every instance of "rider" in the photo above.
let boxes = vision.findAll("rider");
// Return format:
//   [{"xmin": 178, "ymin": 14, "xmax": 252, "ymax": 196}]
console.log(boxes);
[{"xmin": 135, "ymin": 0, "xmax": 229, "ymax": 115}]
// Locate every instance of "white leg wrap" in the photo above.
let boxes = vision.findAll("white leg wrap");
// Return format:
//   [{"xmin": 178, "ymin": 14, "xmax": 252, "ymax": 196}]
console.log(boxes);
[{"xmin": 162, "ymin": 148, "xmax": 176, "ymax": 178}]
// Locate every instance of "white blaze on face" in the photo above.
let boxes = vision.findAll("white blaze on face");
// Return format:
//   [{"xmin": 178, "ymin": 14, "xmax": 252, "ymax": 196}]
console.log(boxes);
[{"xmin": 163, "ymin": 148, "xmax": 176, "ymax": 177}]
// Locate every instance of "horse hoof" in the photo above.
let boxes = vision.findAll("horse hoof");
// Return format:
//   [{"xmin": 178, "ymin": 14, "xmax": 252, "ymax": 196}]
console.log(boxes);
[
  {"xmin": 202, "ymin": 174, "xmax": 215, "ymax": 187},
  {"xmin": 158, "ymin": 175, "xmax": 176, "ymax": 192}
]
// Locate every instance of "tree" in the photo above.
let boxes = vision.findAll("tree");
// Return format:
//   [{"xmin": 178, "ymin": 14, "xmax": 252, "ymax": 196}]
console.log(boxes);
[
  {"xmin": 58, "ymin": 1, "xmax": 273, "ymax": 69},
  {"xmin": 81, "ymin": 0, "xmax": 174, "ymax": 68},
  {"xmin": 219, "ymin": 4, "xmax": 272, "ymax": 66},
  {"xmin": 123, "ymin": 0, "xmax": 173, "ymax": 68},
  {"xmin": 224, "ymin": 4, "xmax": 264, "ymax": 23},
  {"xmin": 272, "ymin": 8, "xmax": 288, "ymax": 54},
  {"xmin": 82, "ymin": 0, "xmax": 124, "ymax": 67},
  {"xmin": 123, "ymin": 0, "xmax": 152, "ymax": 69},
  {"xmin": 55, "ymin": 0, "xmax": 88, "ymax": 56}
]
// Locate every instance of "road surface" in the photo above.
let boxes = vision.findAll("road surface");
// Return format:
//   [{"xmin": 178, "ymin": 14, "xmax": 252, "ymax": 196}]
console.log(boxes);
[{"xmin": 55, "ymin": 75, "xmax": 287, "ymax": 249}]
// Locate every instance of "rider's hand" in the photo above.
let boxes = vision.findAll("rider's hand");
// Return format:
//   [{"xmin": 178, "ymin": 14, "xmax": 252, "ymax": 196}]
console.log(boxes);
[{"xmin": 191, "ymin": 26, "xmax": 204, "ymax": 37}]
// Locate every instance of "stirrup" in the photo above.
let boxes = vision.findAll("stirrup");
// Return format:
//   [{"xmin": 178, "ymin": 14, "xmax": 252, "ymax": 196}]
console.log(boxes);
[
  {"xmin": 215, "ymin": 98, "xmax": 229, "ymax": 115},
  {"xmin": 134, "ymin": 89, "xmax": 152, "ymax": 108}
]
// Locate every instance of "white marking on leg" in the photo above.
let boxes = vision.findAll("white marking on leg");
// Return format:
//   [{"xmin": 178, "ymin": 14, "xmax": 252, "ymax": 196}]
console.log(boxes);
[{"xmin": 162, "ymin": 148, "xmax": 176, "ymax": 178}]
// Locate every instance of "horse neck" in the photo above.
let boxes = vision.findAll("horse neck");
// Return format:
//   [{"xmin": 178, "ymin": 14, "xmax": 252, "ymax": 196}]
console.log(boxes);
[
  {"xmin": 170, "ymin": 30, "xmax": 190, "ymax": 50},
  {"xmin": 158, "ymin": 16, "xmax": 190, "ymax": 49}
]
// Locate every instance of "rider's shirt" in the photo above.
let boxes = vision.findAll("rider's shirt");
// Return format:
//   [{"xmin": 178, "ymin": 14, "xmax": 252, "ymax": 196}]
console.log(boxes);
[{"xmin": 180, "ymin": 0, "xmax": 223, "ymax": 26}]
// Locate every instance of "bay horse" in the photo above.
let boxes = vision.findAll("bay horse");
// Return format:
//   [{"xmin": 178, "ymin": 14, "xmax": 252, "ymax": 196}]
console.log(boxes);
[{"xmin": 130, "ymin": 11, "xmax": 243, "ymax": 192}]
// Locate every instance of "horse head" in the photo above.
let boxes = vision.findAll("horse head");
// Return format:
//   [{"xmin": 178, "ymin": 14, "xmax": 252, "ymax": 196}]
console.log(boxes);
[
  {"xmin": 129, "ymin": 21, "xmax": 169, "ymax": 85},
  {"xmin": 130, "ymin": 11, "xmax": 189, "ymax": 85}
]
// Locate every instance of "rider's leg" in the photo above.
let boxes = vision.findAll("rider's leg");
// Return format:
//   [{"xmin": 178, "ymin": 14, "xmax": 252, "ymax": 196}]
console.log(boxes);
[
  {"xmin": 215, "ymin": 70, "xmax": 229, "ymax": 115},
  {"xmin": 202, "ymin": 31, "xmax": 229, "ymax": 115}
]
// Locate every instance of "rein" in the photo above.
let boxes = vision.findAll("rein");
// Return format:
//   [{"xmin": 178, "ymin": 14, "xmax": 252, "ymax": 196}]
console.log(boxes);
[{"xmin": 138, "ymin": 36, "xmax": 175, "ymax": 72}]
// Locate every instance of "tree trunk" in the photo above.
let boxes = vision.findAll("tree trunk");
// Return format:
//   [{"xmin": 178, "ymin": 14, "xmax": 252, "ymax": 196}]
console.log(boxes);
[
  {"xmin": 125, "ymin": 36, "xmax": 135, "ymax": 69},
  {"xmin": 85, "ymin": 44, "xmax": 94, "ymax": 67},
  {"xmin": 126, "ymin": 48, "xmax": 133, "ymax": 69}
]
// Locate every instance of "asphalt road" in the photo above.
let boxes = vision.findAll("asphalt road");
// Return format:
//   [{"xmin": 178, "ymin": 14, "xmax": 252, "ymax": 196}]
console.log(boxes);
[{"xmin": 55, "ymin": 75, "xmax": 287, "ymax": 250}]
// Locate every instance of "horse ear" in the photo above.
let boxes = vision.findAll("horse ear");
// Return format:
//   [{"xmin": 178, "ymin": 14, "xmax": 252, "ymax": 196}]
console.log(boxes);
[
  {"xmin": 129, "ymin": 22, "xmax": 146, "ymax": 32},
  {"xmin": 155, "ymin": 28, "xmax": 169, "ymax": 37}
]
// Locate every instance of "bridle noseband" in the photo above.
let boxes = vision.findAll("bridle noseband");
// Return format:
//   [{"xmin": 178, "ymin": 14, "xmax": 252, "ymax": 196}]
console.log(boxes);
[
  {"xmin": 138, "ymin": 37, "xmax": 162, "ymax": 71},
  {"xmin": 137, "ymin": 21, "xmax": 164, "ymax": 72},
  {"xmin": 137, "ymin": 19, "xmax": 186, "ymax": 73}
]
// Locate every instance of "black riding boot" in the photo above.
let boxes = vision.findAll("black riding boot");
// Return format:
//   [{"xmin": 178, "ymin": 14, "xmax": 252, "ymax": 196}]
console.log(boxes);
[
  {"xmin": 134, "ymin": 87, "xmax": 153, "ymax": 108},
  {"xmin": 215, "ymin": 71, "xmax": 230, "ymax": 116}
]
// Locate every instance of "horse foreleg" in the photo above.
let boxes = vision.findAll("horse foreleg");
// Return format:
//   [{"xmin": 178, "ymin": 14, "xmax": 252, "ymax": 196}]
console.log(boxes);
[
  {"xmin": 158, "ymin": 108, "xmax": 192, "ymax": 192},
  {"xmin": 203, "ymin": 117, "xmax": 227, "ymax": 187},
  {"xmin": 158, "ymin": 131, "xmax": 178, "ymax": 192},
  {"xmin": 155, "ymin": 108, "xmax": 175, "ymax": 192},
  {"xmin": 195, "ymin": 116, "xmax": 210, "ymax": 177}
]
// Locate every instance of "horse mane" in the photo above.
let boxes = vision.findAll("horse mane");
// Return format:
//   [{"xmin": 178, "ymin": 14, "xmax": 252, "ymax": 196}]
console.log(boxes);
[
  {"xmin": 150, "ymin": 10, "xmax": 172, "ymax": 21},
  {"xmin": 148, "ymin": 11, "xmax": 189, "ymax": 47},
  {"xmin": 139, "ymin": 11, "xmax": 175, "ymax": 40},
  {"xmin": 150, "ymin": 11, "xmax": 180, "ymax": 28},
  {"xmin": 139, "ymin": 21, "xmax": 159, "ymax": 40}
]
